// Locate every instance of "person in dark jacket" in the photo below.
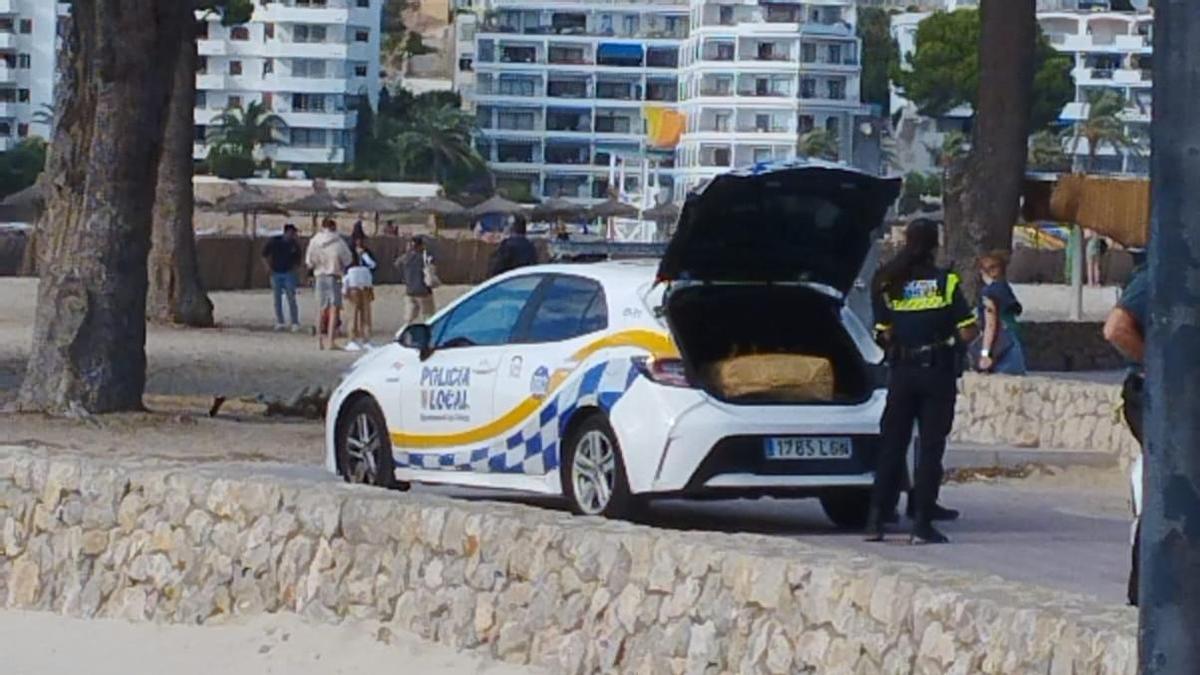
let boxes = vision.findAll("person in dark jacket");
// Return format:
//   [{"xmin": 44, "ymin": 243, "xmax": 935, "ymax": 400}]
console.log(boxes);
[{"xmin": 487, "ymin": 214, "xmax": 538, "ymax": 277}]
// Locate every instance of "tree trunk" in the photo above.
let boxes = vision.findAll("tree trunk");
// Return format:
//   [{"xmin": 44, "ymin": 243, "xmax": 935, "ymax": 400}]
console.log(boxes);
[
  {"xmin": 942, "ymin": 0, "xmax": 1036, "ymax": 302},
  {"xmin": 148, "ymin": 27, "xmax": 214, "ymax": 327},
  {"xmin": 17, "ymin": 1, "xmax": 185, "ymax": 414}
]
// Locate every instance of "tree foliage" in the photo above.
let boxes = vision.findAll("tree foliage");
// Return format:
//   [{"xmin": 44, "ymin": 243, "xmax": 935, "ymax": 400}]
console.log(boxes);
[
  {"xmin": 207, "ymin": 100, "xmax": 287, "ymax": 155},
  {"xmin": 797, "ymin": 129, "xmax": 839, "ymax": 161},
  {"xmin": 1069, "ymin": 90, "xmax": 1140, "ymax": 173},
  {"xmin": 894, "ymin": 9, "xmax": 1073, "ymax": 129},
  {"xmin": 1028, "ymin": 128, "xmax": 1070, "ymax": 173},
  {"xmin": 0, "ymin": 138, "xmax": 47, "ymax": 198},
  {"xmin": 899, "ymin": 171, "xmax": 942, "ymax": 215},
  {"xmin": 857, "ymin": 7, "xmax": 899, "ymax": 116}
]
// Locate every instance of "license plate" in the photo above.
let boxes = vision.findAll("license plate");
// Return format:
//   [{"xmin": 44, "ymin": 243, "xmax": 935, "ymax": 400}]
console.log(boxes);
[{"xmin": 764, "ymin": 437, "xmax": 852, "ymax": 461}]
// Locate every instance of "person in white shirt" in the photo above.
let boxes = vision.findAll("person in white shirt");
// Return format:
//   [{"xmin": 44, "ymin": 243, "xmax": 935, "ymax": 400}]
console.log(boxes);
[
  {"xmin": 344, "ymin": 233, "xmax": 378, "ymax": 350},
  {"xmin": 305, "ymin": 218, "xmax": 353, "ymax": 350}
]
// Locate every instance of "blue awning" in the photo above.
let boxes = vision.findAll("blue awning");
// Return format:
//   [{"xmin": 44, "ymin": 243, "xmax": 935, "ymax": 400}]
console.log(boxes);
[{"xmin": 597, "ymin": 43, "xmax": 643, "ymax": 60}]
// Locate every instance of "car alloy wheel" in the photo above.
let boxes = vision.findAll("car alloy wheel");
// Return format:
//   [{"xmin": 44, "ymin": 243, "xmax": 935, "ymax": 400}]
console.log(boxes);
[
  {"xmin": 562, "ymin": 415, "xmax": 635, "ymax": 519},
  {"xmin": 345, "ymin": 412, "xmax": 382, "ymax": 484},
  {"xmin": 337, "ymin": 396, "xmax": 403, "ymax": 489},
  {"xmin": 571, "ymin": 429, "xmax": 617, "ymax": 515}
]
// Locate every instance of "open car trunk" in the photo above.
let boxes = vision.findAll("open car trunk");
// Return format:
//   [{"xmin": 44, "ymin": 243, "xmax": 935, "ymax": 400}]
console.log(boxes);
[{"xmin": 665, "ymin": 284, "xmax": 872, "ymax": 405}]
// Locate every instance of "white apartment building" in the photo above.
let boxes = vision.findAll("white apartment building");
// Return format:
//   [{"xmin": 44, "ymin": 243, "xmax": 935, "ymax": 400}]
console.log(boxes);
[
  {"xmin": 467, "ymin": 0, "xmax": 690, "ymax": 202},
  {"xmin": 195, "ymin": 0, "xmax": 384, "ymax": 167},
  {"xmin": 674, "ymin": 0, "xmax": 864, "ymax": 196},
  {"xmin": 890, "ymin": 3, "xmax": 1151, "ymax": 176},
  {"xmin": 466, "ymin": 0, "xmax": 865, "ymax": 203},
  {"xmin": 0, "ymin": 1, "xmax": 67, "ymax": 150},
  {"xmin": 1040, "ymin": 9, "xmax": 1152, "ymax": 174}
]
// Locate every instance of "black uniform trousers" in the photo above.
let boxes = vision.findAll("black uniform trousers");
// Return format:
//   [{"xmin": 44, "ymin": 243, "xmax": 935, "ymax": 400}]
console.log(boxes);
[{"xmin": 872, "ymin": 356, "xmax": 958, "ymax": 521}]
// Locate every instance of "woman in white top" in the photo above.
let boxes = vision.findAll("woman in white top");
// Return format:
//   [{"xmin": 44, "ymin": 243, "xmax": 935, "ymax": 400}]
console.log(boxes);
[{"xmin": 344, "ymin": 233, "xmax": 377, "ymax": 350}]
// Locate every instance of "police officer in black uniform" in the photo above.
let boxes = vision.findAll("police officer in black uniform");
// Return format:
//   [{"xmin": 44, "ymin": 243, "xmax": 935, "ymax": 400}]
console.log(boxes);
[{"xmin": 866, "ymin": 219, "xmax": 978, "ymax": 544}]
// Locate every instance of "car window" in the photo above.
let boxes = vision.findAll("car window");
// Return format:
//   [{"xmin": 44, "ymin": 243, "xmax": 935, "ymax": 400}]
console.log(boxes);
[
  {"xmin": 520, "ymin": 276, "xmax": 608, "ymax": 343},
  {"xmin": 433, "ymin": 276, "xmax": 542, "ymax": 349}
]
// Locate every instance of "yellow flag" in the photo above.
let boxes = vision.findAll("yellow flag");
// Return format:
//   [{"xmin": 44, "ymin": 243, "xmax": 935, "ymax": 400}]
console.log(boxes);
[{"xmin": 645, "ymin": 107, "xmax": 685, "ymax": 149}]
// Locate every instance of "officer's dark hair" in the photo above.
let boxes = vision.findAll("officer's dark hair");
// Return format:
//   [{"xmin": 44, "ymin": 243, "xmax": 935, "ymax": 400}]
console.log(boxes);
[
  {"xmin": 511, "ymin": 214, "xmax": 528, "ymax": 235},
  {"xmin": 875, "ymin": 218, "xmax": 941, "ymax": 301}
]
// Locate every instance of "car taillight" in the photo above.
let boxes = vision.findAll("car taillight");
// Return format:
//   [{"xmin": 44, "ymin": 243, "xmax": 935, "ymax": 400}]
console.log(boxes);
[{"xmin": 634, "ymin": 357, "xmax": 693, "ymax": 388}]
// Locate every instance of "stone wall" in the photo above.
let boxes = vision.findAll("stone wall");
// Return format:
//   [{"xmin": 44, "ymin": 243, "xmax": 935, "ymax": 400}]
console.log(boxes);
[
  {"xmin": 1020, "ymin": 322, "xmax": 1124, "ymax": 372},
  {"xmin": 955, "ymin": 374, "xmax": 1139, "ymax": 468},
  {"xmin": 0, "ymin": 447, "xmax": 1135, "ymax": 674}
]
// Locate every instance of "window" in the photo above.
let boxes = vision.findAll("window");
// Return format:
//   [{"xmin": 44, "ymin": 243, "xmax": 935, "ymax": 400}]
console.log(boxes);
[
  {"xmin": 228, "ymin": 95, "xmax": 242, "ymax": 108},
  {"xmin": 17, "ymin": 88, "xmax": 28, "ymax": 102},
  {"xmin": 265, "ymin": 23, "xmax": 275, "ymax": 40},
  {"xmin": 292, "ymin": 93, "xmax": 325, "ymax": 112},
  {"xmin": 353, "ymin": 61, "xmax": 368, "ymax": 77},
  {"xmin": 355, "ymin": 30, "xmax": 369, "ymax": 42},
  {"xmin": 290, "ymin": 128, "xmax": 327, "ymax": 147},
  {"xmin": 357, "ymin": 0, "xmax": 370, "ymax": 6},
  {"xmin": 798, "ymin": 114, "xmax": 814, "ymax": 133},
  {"xmin": 194, "ymin": 125, "xmax": 206, "ymax": 142},
  {"xmin": 801, "ymin": 43, "xmax": 816, "ymax": 63},
  {"xmin": 196, "ymin": 91, "xmax": 207, "ymax": 108},
  {"xmin": 433, "ymin": 276, "xmax": 543, "ymax": 348},
  {"xmin": 753, "ymin": 147, "xmax": 771, "ymax": 163},
  {"xmin": 828, "ymin": 79, "xmax": 844, "ymax": 100},
  {"xmin": 518, "ymin": 276, "xmax": 607, "ymax": 343},
  {"xmin": 229, "ymin": 60, "xmax": 242, "ymax": 76},
  {"xmin": 230, "ymin": 26, "xmax": 250, "ymax": 41},
  {"xmin": 17, "ymin": 54, "xmax": 29, "ymax": 69},
  {"xmin": 293, "ymin": 59, "xmax": 326, "ymax": 78},
  {"xmin": 197, "ymin": 56, "xmax": 208, "ymax": 74},
  {"xmin": 825, "ymin": 116, "xmax": 840, "ymax": 135},
  {"xmin": 294, "ymin": 25, "xmax": 327, "ymax": 43},
  {"xmin": 718, "ymin": 6, "xmax": 733, "ymax": 25},
  {"xmin": 827, "ymin": 44, "xmax": 841, "ymax": 64},
  {"xmin": 0, "ymin": 122, "xmax": 10, "ymax": 136},
  {"xmin": 197, "ymin": 22, "xmax": 209, "ymax": 39},
  {"xmin": 17, "ymin": 123, "xmax": 27, "ymax": 137},
  {"xmin": 19, "ymin": 20, "xmax": 31, "ymax": 34},
  {"xmin": 263, "ymin": 58, "xmax": 274, "ymax": 76}
]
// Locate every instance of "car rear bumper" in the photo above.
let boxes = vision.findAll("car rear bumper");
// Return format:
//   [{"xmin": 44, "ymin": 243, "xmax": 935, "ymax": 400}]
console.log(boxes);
[{"xmin": 609, "ymin": 379, "xmax": 887, "ymax": 495}]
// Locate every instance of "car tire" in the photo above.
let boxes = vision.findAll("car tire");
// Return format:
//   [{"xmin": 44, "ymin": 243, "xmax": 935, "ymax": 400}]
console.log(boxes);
[
  {"xmin": 561, "ymin": 414, "xmax": 635, "ymax": 519},
  {"xmin": 336, "ymin": 396, "xmax": 407, "ymax": 490},
  {"xmin": 819, "ymin": 488, "xmax": 873, "ymax": 530}
]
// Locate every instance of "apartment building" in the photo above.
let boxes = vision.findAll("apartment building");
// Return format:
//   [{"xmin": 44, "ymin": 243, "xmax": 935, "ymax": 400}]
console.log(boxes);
[
  {"xmin": 674, "ymin": 0, "xmax": 864, "ymax": 196},
  {"xmin": 1040, "ymin": 9, "xmax": 1152, "ymax": 174},
  {"xmin": 0, "ymin": 1, "xmax": 67, "ymax": 149},
  {"xmin": 195, "ymin": 0, "xmax": 384, "ymax": 166},
  {"xmin": 467, "ymin": 0, "xmax": 689, "ymax": 202},
  {"xmin": 890, "ymin": 4, "xmax": 1151, "ymax": 176}
]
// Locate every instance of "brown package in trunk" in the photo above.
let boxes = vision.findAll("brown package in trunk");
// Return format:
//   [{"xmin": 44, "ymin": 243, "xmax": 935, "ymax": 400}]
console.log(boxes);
[{"xmin": 705, "ymin": 354, "xmax": 835, "ymax": 402}]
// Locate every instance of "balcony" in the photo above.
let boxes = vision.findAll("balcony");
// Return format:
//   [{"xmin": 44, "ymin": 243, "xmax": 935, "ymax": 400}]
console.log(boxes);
[
  {"xmin": 736, "ymin": 125, "xmax": 790, "ymax": 134},
  {"xmin": 0, "ymin": 66, "xmax": 14, "ymax": 84},
  {"xmin": 547, "ymin": 83, "xmax": 589, "ymax": 99},
  {"xmin": 0, "ymin": 32, "xmax": 15, "ymax": 50},
  {"xmin": 699, "ymin": 88, "xmax": 734, "ymax": 97}
]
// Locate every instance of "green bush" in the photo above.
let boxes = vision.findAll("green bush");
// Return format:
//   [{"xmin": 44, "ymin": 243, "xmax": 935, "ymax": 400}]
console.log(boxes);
[{"xmin": 208, "ymin": 146, "xmax": 256, "ymax": 180}]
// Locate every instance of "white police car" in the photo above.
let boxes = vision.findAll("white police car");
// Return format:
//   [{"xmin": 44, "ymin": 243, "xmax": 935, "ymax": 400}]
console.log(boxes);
[{"xmin": 325, "ymin": 161, "xmax": 901, "ymax": 526}]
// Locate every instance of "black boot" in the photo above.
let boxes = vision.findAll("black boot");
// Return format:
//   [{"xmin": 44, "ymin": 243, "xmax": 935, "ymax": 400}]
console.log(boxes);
[
  {"xmin": 910, "ymin": 520, "xmax": 950, "ymax": 545},
  {"xmin": 864, "ymin": 508, "xmax": 886, "ymax": 542},
  {"xmin": 906, "ymin": 499, "xmax": 960, "ymax": 522}
]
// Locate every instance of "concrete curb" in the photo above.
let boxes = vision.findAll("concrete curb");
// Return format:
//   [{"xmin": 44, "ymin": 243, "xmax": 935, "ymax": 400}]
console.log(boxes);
[{"xmin": 946, "ymin": 443, "xmax": 1117, "ymax": 471}]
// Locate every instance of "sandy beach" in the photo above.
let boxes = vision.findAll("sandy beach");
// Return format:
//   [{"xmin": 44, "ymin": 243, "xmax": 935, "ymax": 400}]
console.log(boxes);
[{"xmin": 0, "ymin": 610, "xmax": 542, "ymax": 675}]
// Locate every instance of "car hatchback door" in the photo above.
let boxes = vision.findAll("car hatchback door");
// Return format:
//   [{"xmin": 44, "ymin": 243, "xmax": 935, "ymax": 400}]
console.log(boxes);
[{"xmin": 394, "ymin": 275, "xmax": 543, "ymax": 463}]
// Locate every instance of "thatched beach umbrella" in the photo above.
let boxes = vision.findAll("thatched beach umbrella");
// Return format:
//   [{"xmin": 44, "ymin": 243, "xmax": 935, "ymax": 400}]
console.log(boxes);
[
  {"xmin": 288, "ymin": 190, "xmax": 347, "ymax": 232},
  {"xmin": 343, "ymin": 190, "xmax": 410, "ymax": 233},
  {"xmin": 587, "ymin": 195, "xmax": 639, "ymax": 220},
  {"xmin": 219, "ymin": 183, "xmax": 289, "ymax": 236},
  {"xmin": 643, "ymin": 200, "xmax": 679, "ymax": 223},
  {"xmin": 531, "ymin": 197, "xmax": 586, "ymax": 222},
  {"xmin": 469, "ymin": 195, "xmax": 526, "ymax": 218}
]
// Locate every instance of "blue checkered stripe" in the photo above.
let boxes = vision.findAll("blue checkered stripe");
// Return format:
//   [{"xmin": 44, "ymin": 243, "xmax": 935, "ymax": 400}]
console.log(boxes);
[{"xmin": 395, "ymin": 359, "xmax": 640, "ymax": 475}]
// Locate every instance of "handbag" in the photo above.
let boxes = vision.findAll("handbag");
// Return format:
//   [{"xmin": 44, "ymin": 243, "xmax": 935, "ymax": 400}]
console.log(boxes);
[{"xmin": 422, "ymin": 254, "xmax": 441, "ymax": 289}]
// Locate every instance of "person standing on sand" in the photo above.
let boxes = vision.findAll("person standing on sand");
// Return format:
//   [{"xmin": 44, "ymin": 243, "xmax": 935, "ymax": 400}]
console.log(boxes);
[
  {"xmin": 395, "ymin": 236, "xmax": 438, "ymax": 326},
  {"xmin": 261, "ymin": 223, "xmax": 302, "ymax": 332},
  {"xmin": 306, "ymin": 218, "xmax": 353, "ymax": 350},
  {"xmin": 344, "ymin": 232, "xmax": 378, "ymax": 351}
]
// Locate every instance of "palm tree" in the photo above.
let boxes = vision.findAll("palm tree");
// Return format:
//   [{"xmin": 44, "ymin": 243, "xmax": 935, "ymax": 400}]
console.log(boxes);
[
  {"xmin": 1069, "ymin": 90, "xmax": 1139, "ymax": 173},
  {"xmin": 390, "ymin": 102, "xmax": 486, "ymax": 183},
  {"xmin": 925, "ymin": 130, "xmax": 969, "ymax": 171},
  {"xmin": 207, "ymin": 100, "xmax": 287, "ymax": 156},
  {"xmin": 797, "ymin": 129, "xmax": 839, "ymax": 161},
  {"xmin": 1028, "ymin": 128, "xmax": 1070, "ymax": 173}
]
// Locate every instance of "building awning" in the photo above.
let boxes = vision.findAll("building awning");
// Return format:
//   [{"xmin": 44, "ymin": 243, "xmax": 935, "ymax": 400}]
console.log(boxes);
[{"xmin": 597, "ymin": 43, "xmax": 644, "ymax": 60}]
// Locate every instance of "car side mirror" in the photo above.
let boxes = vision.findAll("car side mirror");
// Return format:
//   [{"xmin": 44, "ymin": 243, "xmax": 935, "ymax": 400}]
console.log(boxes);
[{"xmin": 398, "ymin": 324, "xmax": 433, "ymax": 360}]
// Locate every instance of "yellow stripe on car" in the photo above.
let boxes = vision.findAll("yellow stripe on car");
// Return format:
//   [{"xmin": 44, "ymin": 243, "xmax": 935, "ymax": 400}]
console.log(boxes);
[{"xmin": 390, "ymin": 329, "xmax": 676, "ymax": 449}]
